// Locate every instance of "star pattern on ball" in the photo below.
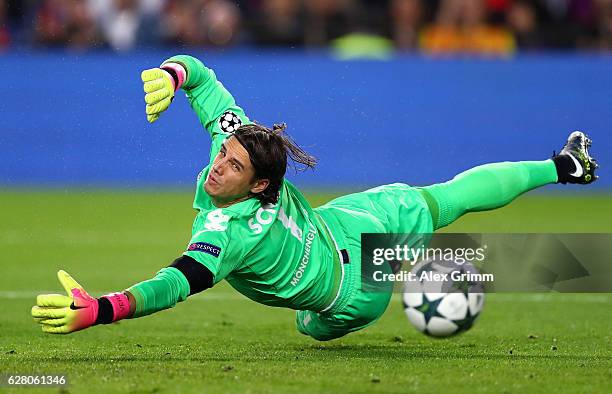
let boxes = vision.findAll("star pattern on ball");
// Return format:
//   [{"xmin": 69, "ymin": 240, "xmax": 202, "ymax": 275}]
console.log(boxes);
[
  {"xmin": 403, "ymin": 259, "xmax": 485, "ymax": 338},
  {"xmin": 416, "ymin": 297, "xmax": 443, "ymax": 323}
]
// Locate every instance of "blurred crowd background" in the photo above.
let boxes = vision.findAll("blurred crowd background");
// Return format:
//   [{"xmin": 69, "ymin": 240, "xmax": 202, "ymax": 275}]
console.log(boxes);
[{"xmin": 1, "ymin": 0, "xmax": 612, "ymax": 55}]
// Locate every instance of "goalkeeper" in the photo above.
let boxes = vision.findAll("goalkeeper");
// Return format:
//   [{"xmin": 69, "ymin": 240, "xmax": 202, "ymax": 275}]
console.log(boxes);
[{"xmin": 31, "ymin": 55, "xmax": 599, "ymax": 340}]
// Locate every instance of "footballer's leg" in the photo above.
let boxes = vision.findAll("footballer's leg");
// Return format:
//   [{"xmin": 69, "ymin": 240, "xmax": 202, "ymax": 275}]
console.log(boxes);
[
  {"xmin": 295, "ymin": 131, "xmax": 599, "ymax": 341},
  {"xmin": 296, "ymin": 284, "xmax": 393, "ymax": 341},
  {"xmin": 420, "ymin": 131, "xmax": 598, "ymax": 230},
  {"xmin": 299, "ymin": 183, "xmax": 432, "ymax": 341}
]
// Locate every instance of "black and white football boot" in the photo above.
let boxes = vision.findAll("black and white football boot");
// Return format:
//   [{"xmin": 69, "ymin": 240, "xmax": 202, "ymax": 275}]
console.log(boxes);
[{"xmin": 552, "ymin": 131, "xmax": 599, "ymax": 184}]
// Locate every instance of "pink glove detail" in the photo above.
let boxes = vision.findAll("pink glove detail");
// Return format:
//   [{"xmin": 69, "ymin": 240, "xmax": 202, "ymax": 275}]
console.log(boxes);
[
  {"xmin": 71, "ymin": 288, "xmax": 100, "ymax": 331},
  {"xmin": 32, "ymin": 270, "xmax": 102, "ymax": 334},
  {"xmin": 101, "ymin": 292, "xmax": 131, "ymax": 321},
  {"xmin": 162, "ymin": 63, "xmax": 186, "ymax": 91}
]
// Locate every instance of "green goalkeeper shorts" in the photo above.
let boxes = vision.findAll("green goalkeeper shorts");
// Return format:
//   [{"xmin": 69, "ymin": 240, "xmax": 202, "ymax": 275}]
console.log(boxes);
[{"xmin": 296, "ymin": 183, "xmax": 434, "ymax": 341}]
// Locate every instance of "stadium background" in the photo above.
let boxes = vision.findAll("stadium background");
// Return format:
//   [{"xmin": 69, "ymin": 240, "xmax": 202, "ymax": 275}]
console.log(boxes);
[
  {"xmin": 1, "ymin": 0, "xmax": 612, "ymax": 188},
  {"xmin": 1, "ymin": 1, "xmax": 611, "ymax": 393}
]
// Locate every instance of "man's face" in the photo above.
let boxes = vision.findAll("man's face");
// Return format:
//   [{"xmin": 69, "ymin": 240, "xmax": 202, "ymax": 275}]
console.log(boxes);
[{"xmin": 204, "ymin": 136, "xmax": 268, "ymax": 206}]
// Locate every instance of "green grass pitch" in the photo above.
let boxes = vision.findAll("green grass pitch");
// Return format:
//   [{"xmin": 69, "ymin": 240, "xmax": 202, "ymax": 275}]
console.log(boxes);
[{"xmin": 0, "ymin": 190, "xmax": 611, "ymax": 393}]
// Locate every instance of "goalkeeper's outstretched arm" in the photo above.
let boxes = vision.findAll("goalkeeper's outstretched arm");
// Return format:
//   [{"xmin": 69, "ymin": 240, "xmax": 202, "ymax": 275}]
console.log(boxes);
[
  {"xmin": 31, "ymin": 256, "xmax": 213, "ymax": 334},
  {"xmin": 142, "ymin": 54, "xmax": 251, "ymax": 159},
  {"xmin": 31, "ymin": 56, "xmax": 248, "ymax": 334}
]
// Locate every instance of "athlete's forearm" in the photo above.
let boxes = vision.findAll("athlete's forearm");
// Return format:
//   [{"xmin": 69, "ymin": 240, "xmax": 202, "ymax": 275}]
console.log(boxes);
[
  {"xmin": 125, "ymin": 267, "xmax": 190, "ymax": 318},
  {"xmin": 125, "ymin": 290, "xmax": 137, "ymax": 317},
  {"xmin": 162, "ymin": 55, "xmax": 213, "ymax": 91},
  {"xmin": 31, "ymin": 256, "xmax": 215, "ymax": 334},
  {"xmin": 122, "ymin": 256, "xmax": 214, "ymax": 319},
  {"xmin": 161, "ymin": 54, "xmax": 249, "ymax": 136}
]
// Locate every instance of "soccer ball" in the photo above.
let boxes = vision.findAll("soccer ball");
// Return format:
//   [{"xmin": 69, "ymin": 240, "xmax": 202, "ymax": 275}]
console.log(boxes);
[
  {"xmin": 219, "ymin": 111, "xmax": 242, "ymax": 133},
  {"xmin": 402, "ymin": 258, "xmax": 485, "ymax": 338}
]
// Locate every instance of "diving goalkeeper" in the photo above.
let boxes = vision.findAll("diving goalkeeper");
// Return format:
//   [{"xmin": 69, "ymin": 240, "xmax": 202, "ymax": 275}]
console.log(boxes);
[{"xmin": 31, "ymin": 55, "xmax": 599, "ymax": 341}]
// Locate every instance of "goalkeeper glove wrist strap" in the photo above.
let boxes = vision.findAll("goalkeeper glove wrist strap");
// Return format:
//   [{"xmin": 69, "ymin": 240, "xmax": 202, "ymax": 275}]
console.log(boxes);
[
  {"xmin": 161, "ymin": 63, "xmax": 186, "ymax": 91},
  {"xmin": 95, "ymin": 292, "xmax": 131, "ymax": 325}
]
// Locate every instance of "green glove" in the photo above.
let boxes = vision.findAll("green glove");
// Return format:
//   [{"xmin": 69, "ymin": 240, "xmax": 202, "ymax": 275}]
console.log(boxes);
[{"xmin": 141, "ymin": 68, "xmax": 175, "ymax": 123}]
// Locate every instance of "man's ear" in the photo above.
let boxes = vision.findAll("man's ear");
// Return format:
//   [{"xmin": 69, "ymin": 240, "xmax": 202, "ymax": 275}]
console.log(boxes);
[{"xmin": 250, "ymin": 179, "xmax": 270, "ymax": 194}]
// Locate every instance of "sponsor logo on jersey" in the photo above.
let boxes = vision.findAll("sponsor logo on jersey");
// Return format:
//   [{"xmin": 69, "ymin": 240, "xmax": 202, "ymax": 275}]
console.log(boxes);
[
  {"xmin": 218, "ymin": 111, "xmax": 242, "ymax": 133},
  {"xmin": 205, "ymin": 209, "xmax": 230, "ymax": 231},
  {"xmin": 187, "ymin": 242, "xmax": 222, "ymax": 257}
]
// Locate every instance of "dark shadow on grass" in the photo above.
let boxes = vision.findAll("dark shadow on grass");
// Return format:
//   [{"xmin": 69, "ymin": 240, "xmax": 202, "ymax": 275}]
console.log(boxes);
[{"xmin": 21, "ymin": 346, "xmax": 612, "ymax": 363}]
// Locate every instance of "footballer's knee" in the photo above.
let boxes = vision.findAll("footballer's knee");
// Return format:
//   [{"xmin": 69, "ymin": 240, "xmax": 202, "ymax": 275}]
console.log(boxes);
[{"xmin": 295, "ymin": 310, "xmax": 347, "ymax": 341}]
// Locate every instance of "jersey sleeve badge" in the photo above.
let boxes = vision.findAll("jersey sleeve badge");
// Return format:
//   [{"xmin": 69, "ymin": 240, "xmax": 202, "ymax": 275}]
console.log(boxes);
[{"xmin": 219, "ymin": 111, "xmax": 243, "ymax": 133}]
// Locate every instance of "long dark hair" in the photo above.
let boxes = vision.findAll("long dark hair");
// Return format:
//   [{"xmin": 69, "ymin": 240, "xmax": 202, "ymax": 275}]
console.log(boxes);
[{"xmin": 232, "ymin": 123, "xmax": 316, "ymax": 205}]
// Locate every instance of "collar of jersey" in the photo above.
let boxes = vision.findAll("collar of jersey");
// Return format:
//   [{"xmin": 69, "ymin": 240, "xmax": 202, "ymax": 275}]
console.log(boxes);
[{"xmin": 209, "ymin": 196, "xmax": 260, "ymax": 216}]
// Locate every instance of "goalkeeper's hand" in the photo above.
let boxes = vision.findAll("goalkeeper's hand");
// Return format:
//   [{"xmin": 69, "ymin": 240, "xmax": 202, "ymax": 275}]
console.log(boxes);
[
  {"xmin": 141, "ymin": 68, "xmax": 176, "ymax": 123},
  {"xmin": 31, "ymin": 270, "xmax": 99, "ymax": 334}
]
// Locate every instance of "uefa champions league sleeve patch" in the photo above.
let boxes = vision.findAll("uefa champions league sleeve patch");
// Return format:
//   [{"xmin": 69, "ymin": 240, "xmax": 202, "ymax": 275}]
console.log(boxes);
[
  {"xmin": 219, "ymin": 111, "xmax": 243, "ymax": 133},
  {"xmin": 187, "ymin": 242, "xmax": 222, "ymax": 258}
]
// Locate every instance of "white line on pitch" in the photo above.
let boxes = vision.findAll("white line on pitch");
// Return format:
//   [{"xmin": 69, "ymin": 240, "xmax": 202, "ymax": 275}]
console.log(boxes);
[
  {"xmin": 2, "ymin": 291, "xmax": 610, "ymax": 302},
  {"xmin": 0, "ymin": 291, "xmax": 246, "ymax": 301}
]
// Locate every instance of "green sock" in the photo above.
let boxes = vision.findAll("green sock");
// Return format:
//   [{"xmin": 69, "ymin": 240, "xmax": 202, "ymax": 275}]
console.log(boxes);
[{"xmin": 421, "ymin": 160, "xmax": 558, "ymax": 230}]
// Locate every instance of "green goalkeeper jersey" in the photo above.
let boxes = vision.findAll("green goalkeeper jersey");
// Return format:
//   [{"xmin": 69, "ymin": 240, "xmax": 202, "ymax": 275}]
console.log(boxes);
[{"xmin": 164, "ymin": 55, "xmax": 339, "ymax": 312}]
